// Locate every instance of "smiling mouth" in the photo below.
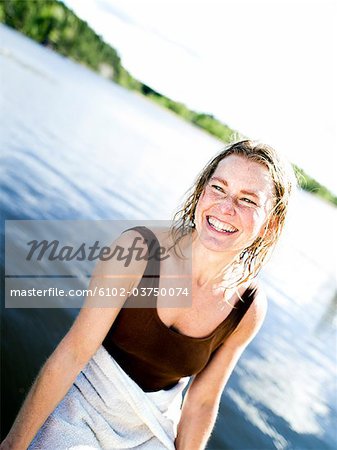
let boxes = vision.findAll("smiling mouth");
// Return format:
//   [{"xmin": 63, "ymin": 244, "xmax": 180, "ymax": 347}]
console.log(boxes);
[{"xmin": 206, "ymin": 215, "xmax": 238, "ymax": 234}]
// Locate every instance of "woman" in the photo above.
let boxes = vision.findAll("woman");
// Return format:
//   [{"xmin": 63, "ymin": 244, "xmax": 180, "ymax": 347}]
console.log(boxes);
[{"xmin": 1, "ymin": 140, "xmax": 295, "ymax": 450}]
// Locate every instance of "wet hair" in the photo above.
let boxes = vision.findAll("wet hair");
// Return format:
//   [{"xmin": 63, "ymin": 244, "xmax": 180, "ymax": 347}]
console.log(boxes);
[{"xmin": 169, "ymin": 140, "xmax": 297, "ymax": 290}]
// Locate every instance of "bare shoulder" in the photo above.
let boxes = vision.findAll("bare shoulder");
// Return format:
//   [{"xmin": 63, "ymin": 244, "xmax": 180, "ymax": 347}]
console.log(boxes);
[
  {"xmin": 53, "ymin": 229, "xmax": 151, "ymax": 366},
  {"xmin": 228, "ymin": 280, "xmax": 268, "ymax": 348},
  {"xmin": 143, "ymin": 225, "xmax": 172, "ymax": 246},
  {"xmin": 93, "ymin": 229, "xmax": 149, "ymax": 276},
  {"xmin": 112, "ymin": 227, "xmax": 150, "ymax": 249}
]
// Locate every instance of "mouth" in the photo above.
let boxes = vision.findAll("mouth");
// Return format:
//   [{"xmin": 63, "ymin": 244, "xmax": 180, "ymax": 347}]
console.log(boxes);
[{"xmin": 206, "ymin": 215, "xmax": 238, "ymax": 235}]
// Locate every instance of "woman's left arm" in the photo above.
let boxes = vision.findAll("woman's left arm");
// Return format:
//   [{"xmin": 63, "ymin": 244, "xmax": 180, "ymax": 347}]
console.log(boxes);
[{"xmin": 175, "ymin": 289, "xmax": 268, "ymax": 450}]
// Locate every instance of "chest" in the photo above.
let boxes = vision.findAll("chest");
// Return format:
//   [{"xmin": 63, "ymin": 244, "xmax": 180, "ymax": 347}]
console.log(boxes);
[{"xmin": 156, "ymin": 278, "xmax": 241, "ymax": 339}]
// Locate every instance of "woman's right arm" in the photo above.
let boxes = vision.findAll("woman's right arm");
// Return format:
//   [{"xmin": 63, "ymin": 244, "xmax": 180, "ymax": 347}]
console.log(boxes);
[{"xmin": 0, "ymin": 230, "xmax": 147, "ymax": 450}]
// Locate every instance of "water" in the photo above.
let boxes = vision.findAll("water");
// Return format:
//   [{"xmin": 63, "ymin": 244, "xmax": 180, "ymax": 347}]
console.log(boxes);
[{"xmin": 1, "ymin": 24, "xmax": 336, "ymax": 449}]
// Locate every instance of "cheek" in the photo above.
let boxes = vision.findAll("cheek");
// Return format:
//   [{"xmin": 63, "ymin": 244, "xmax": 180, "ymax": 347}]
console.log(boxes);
[
  {"xmin": 242, "ymin": 209, "xmax": 266, "ymax": 233},
  {"xmin": 195, "ymin": 192, "xmax": 208, "ymax": 215},
  {"xmin": 253, "ymin": 211, "xmax": 271, "ymax": 236},
  {"xmin": 199, "ymin": 190, "xmax": 212, "ymax": 204},
  {"xmin": 194, "ymin": 201, "xmax": 202, "ymax": 226}
]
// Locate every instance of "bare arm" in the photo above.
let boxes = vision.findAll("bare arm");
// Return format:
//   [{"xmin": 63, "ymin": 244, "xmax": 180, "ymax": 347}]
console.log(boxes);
[
  {"xmin": 175, "ymin": 286, "xmax": 268, "ymax": 450},
  {"xmin": 0, "ymin": 231, "xmax": 147, "ymax": 450},
  {"xmin": 1, "ymin": 338, "xmax": 94, "ymax": 450}
]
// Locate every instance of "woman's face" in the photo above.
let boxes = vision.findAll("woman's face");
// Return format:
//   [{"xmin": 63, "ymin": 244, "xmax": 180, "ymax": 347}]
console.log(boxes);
[{"xmin": 194, "ymin": 154, "xmax": 275, "ymax": 255}]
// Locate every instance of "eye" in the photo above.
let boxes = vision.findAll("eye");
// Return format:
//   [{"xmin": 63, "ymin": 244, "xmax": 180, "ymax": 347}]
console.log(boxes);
[
  {"xmin": 241, "ymin": 197, "xmax": 257, "ymax": 205},
  {"xmin": 211, "ymin": 184, "xmax": 224, "ymax": 192}
]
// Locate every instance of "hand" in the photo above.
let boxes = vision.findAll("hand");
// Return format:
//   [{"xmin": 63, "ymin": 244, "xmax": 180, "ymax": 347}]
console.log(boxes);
[
  {"xmin": 0, "ymin": 436, "xmax": 22, "ymax": 450},
  {"xmin": 0, "ymin": 438, "xmax": 12, "ymax": 450}
]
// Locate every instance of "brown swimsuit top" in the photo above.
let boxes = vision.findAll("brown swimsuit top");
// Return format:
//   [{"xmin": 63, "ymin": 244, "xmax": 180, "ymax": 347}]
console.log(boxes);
[{"xmin": 102, "ymin": 226, "xmax": 259, "ymax": 392}]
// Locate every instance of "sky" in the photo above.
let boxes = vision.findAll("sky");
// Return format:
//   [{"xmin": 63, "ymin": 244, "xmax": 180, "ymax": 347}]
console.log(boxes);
[{"xmin": 63, "ymin": 0, "xmax": 337, "ymax": 194}]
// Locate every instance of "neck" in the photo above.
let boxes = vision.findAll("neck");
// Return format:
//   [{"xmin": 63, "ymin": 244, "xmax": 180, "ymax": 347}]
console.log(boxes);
[{"xmin": 180, "ymin": 230, "xmax": 241, "ymax": 289}]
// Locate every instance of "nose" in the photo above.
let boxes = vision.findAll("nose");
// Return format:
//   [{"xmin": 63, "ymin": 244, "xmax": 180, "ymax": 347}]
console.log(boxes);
[{"xmin": 219, "ymin": 195, "xmax": 235, "ymax": 215}]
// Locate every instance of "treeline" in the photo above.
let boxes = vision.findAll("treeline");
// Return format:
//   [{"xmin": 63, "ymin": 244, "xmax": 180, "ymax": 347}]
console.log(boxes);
[
  {"xmin": 0, "ymin": 0, "xmax": 140, "ymax": 88},
  {"xmin": 1, "ymin": 0, "xmax": 336, "ymax": 205},
  {"xmin": 293, "ymin": 165, "xmax": 336, "ymax": 205},
  {"xmin": 140, "ymin": 84, "xmax": 236, "ymax": 142}
]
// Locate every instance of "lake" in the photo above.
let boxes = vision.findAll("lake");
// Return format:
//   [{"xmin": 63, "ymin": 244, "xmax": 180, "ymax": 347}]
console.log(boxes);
[{"xmin": 1, "ymin": 24, "xmax": 336, "ymax": 449}]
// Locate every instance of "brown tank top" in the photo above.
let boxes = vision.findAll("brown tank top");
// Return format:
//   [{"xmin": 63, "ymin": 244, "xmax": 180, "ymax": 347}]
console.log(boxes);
[{"xmin": 102, "ymin": 226, "xmax": 259, "ymax": 392}]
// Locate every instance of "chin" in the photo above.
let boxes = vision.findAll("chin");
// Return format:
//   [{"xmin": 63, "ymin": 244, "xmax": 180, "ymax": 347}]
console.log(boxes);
[
  {"xmin": 197, "ymin": 230, "xmax": 240, "ymax": 254},
  {"xmin": 196, "ymin": 217, "xmax": 255, "ymax": 254}
]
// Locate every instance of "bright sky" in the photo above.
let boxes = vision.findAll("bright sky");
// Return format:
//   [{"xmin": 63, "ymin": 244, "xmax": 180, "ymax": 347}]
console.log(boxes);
[{"xmin": 63, "ymin": 0, "xmax": 337, "ymax": 194}]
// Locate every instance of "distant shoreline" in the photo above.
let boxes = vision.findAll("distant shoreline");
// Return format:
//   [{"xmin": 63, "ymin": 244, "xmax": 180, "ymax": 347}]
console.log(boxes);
[{"xmin": 1, "ymin": 0, "xmax": 335, "ymax": 206}]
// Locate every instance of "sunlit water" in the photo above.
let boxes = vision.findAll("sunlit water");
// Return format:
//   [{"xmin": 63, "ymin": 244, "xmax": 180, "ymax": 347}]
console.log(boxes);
[{"xmin": 1, "ymin": 24, "xmax": 336, "ymax": 449}]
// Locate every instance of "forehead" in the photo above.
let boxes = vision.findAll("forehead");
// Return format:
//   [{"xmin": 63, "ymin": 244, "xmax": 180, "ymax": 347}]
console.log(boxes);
[{"xmin": 213, "ymin": 154, "xmax": 275, "ymax": 197}]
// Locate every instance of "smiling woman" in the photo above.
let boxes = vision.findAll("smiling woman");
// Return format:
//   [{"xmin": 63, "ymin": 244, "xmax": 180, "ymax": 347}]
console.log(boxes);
[
  {"xmin": 195, "ymin": 157, "xmax": 274, "ymax": 254},
  {"xmin": 1, "ymin": 140, "xmax": 296, "ymax": 450},
  {"xmin": 170, "ymin": 140, "xmax": 295, "ymax": 293}
]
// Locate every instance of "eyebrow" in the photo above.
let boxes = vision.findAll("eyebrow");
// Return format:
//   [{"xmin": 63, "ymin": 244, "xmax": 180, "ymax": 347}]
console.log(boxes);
[{"xmin": 209, "ymin": 176, "xmax": 260, "ymax": 199}]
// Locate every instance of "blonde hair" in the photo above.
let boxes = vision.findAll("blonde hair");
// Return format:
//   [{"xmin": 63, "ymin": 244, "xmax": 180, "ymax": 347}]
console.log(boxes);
[{"xmin": 169, "ymin": 140, "xmax": 296, "ymax": 295}]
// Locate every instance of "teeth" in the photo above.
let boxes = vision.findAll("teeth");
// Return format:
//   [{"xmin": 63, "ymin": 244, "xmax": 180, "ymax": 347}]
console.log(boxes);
[{"xmin": 208, "ymin": 216, "xmax": 237, "ymax": 233}]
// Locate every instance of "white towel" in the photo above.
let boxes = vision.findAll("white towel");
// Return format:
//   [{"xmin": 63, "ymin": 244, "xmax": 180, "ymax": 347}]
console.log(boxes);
[{"xmin": 28, "ymin": 345, "xmax": 190, "ymax": 450}]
